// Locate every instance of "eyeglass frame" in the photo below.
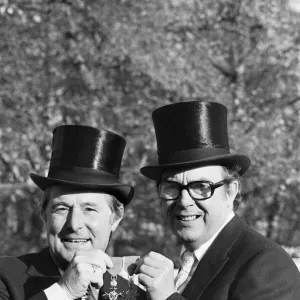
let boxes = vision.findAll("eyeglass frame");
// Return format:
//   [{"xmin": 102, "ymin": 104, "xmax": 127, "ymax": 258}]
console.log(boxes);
[{"xmin": 157, "ymin": 179, "xmax": 232, "ymax": 201}]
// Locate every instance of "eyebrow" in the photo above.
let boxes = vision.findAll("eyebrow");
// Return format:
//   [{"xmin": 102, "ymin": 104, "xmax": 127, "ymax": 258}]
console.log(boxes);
[
  {"xmin": 165, "ymin": 177, "xmax": 210, "ymax": 182},
  {"xmin": 79, "ymin": 202, "xmax": 99, "ymax": 207},
  {"xmin": 50, "ymin": 200, "xmax": 100, "ymax": 207},
  {"xmin": 50, "ymin": 200, "xmax": 70, "ymax": 207}
]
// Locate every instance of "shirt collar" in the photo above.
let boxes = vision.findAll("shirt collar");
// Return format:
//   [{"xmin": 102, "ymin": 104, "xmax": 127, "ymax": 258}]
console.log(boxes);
[{"xmin": 181, "ymin": 212, "xmax": 235, "ymax": 262}]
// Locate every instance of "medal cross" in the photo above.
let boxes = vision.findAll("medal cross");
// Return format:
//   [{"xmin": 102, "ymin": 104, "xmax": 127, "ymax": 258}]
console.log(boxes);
[
  {"xmin": 104, "ymin": 290, "xmax": 124, "ymax": 300},
  {"xmin": 104, "ymin": 276, "xmax": 124, "ymax": 300}
]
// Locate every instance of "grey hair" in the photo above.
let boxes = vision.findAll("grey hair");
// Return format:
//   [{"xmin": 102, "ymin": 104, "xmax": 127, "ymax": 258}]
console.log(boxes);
[
  {"xmin": 40, "ymin": 186, "xmax": 124, "ymax": 224},
  {"xmin": 221, "ymin": 165, "xmax": 242, "ymax": 211}
]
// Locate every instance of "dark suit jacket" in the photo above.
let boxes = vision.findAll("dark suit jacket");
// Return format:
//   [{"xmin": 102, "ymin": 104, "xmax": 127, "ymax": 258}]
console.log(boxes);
[
  {"xmin": 0, "ymin": 248, "xmax": 60, "ymax": 300},
  {"xmin": 0, "ymin": 248, "xmax": 146, "ymax": 300},
  {"xmin": 168, "ymin": 215, "xmax": 300, "ymax": 300}
]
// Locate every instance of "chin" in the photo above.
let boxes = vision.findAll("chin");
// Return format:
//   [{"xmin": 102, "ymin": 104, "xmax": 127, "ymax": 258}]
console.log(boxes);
[
  {"xmin": 61, "ymin": 254, "xmax": 74, "ymax": 265},
  {"xmin": 49, "ymin": 250, "xmax": 72, "ymax": 270},
  {"xmin": 175, "ymin": 229, "xmax": 203, "ymax": 244},
  {"xmin": 59, "ymin": 247, "xmax": 76, "ymax": 259}
]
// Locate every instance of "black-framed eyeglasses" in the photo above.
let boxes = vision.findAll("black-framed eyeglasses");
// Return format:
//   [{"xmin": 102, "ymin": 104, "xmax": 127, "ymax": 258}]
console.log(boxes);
[{"xmin": 157, "ymin": 179, "xmax": 231, "ymax": 201}]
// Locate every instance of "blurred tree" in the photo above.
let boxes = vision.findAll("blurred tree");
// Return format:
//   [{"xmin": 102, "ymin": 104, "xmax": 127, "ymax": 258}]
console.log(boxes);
[{"xmin": 0, "ymin": 0, "xmax": 300, "ymax": 263}]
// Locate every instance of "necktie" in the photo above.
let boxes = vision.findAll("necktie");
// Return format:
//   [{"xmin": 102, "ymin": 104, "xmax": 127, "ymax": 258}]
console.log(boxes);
[{"xmin": 174, "ymin": 250, "xmax": 195, "ymax": 290}]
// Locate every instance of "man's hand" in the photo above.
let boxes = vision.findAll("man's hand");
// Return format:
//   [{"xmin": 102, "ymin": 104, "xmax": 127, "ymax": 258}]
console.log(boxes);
[
  {"xmin": 135, "ymin": 251, "xmax": 177, "ymax": 300},
  {"xmin": 58, "ymin": 250, "xmax": 113, "ymax": 299}
]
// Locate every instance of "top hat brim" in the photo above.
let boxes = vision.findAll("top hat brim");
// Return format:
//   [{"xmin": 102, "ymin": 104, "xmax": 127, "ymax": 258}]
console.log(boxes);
[
  {"xmin": 140, "ymin": 153, "xmax": 250, "ymax": 181},
  {"xmin": 30, "ymin": 173, "xmax": 134, "ymax": 206}
]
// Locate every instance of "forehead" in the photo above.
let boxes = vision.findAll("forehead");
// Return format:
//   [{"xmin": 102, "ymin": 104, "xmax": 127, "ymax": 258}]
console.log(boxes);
[
  {"xmin": 49, "ymin": 185, "xmax": 112, "ymax": 205},
  {"xmin": 162, "ymin": 165, "xmax": 225, "ymax": 181}
]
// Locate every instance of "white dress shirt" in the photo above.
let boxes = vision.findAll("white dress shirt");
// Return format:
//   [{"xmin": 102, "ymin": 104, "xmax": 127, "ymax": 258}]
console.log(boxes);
[
  {"xmin": 177, "ymin": 212, "xmax": 235, "ymax": 294},
  {"xmin": 44, "ymin": 282, "xmax": 69, "ymax": 300}
]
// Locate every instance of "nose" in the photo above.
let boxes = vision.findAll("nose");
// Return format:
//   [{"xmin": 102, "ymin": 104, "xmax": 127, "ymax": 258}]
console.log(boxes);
[
  {"xmin": 176, "ymin": 189, "xmax": 194, "ymax": 208},
  {"xmin": 66, "ymin": 208, "xmax": 85, "ymax": 231}
]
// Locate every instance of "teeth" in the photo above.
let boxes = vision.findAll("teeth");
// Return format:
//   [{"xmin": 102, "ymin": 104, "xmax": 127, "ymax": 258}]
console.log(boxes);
[
  {"xmin": 64, "ymin": 239, "xmax": 89, "ymax": 243},
  {"xmin": 179, "ymin": 216, "xmax": 197, "ymax": 221}
]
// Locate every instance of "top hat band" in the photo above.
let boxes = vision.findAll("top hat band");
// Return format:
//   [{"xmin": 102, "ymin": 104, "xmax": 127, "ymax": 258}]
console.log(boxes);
[
  {"xmin": 47, "ymin": 166, "xmax": 119, "ymax": 185},
  {"xmin": 158, "ymin": 147, "xmax": 230, "ymax": 165}
]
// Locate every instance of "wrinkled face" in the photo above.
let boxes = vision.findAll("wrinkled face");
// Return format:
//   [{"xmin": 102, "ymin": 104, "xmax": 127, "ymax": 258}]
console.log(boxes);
[
  {"xmin": 44, "ymin": 186, "xmax": 121, "ymax": 270},
  {"xmin": 161, "ymin": 165, "xmax": 236, "ymax": 250}
]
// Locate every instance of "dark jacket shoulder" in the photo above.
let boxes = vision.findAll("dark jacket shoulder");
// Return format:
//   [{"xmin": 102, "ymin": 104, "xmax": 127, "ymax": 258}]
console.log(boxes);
[
  {"xmin": 0, "ymin": 248, "xmax": 59, "ymax": 300},
  {"xmin": 177, "ymin": 215, "xmax": 300, "ymax": 300},
  {"xmin": 229, "ymin": 217, "xmax": 295, "ymax": 262}
]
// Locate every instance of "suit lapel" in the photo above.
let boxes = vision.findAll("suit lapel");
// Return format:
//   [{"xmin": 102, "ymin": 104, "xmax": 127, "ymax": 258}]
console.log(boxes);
[
  {"xmin": 26, "ymin": 248, "xmax": 60, "ymax": 278},
  {"xmin": 25, "ymin": 248, "xmax": 61, "ymax": 292},
  {"xmin": 182, "ymin": 215, "xmax": 247, "ymax": 299}
]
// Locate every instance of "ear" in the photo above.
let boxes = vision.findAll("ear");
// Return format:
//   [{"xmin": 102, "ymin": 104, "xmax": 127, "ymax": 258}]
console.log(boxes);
[
  {"xmin": 227, "ymin": 180, "xmax": 239, "ymax": 202},
  {"xmin": 111, "ymin": 216, "xmax": 122, "ymax": 232}
]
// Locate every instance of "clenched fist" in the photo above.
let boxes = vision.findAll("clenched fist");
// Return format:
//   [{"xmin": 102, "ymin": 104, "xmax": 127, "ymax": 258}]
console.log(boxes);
[
  {"xmin": 58, "ymin": 249, "xmax": 113, "ymax": 299},
  {"xmin": 135, "ymin": 251, "xmax": 177, "ymax": 300}
]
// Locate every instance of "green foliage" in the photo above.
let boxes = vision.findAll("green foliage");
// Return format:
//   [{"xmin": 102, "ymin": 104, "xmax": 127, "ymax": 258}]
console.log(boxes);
[{"xmin": 1, "ymin": 0, "xmax": 300, "ymax": 263}]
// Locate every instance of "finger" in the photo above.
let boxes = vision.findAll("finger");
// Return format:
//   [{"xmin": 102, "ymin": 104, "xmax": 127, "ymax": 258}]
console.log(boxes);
[
  {"xmin": 139, "ymin": 264, "xmax": 159, "ymax": 278},
  {"xmin": 147, "ymin": 251, "xmax": 170, "ymax": 262},
  {"xmin": 134, "ymin": 258, "xmax": 144, "ymax": 274},
  {"xmin": 142, "ymin": 256, "xmax": 167, "ymax": 269},
  {"xmin": 103, "ymin": 253, "xmax": 113, "ymax": 269},
  {"xmin": 70, "ymin": 255, "xmax": 105, "ymax": 276},
  {"xmin": 79, "ymin": 249, "xmax": 113, "ymax": 266},
  {"xmin": 89, "ymin": 268, "xmax": 104, "ymax": 288},
  {"xmin": 127, "ymin": 262, "xmax": 137, "ymax": 276},
  {"xmin": 134, "ymin": 252, "xmax": 167, "ymax": 273},
  {"xmin": 137, "ymin": 254, "xmax": 173, "ymax": 273},
  {"xmin": 91, "ymin": 259, "xmax": 112, "ymax": 275},
  {"xmin": 94, "ymin": 252, "xmax": 113, "ymax": 269},
  {"xmin": 75, "ymin": 251, "xmax": 113, "ymax": 270},
  {"xmin": 138, "ymin": 273, "xmax": 153, "ymax": 288}
]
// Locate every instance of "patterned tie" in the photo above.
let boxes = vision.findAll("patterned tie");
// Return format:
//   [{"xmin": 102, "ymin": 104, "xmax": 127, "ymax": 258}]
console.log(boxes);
[{"xmin": 174, "ymin": 250, "xmax": 195, "ymax": 290}]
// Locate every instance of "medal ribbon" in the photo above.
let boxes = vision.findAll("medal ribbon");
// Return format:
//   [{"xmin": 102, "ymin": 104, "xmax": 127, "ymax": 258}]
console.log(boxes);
[{"xmin": 109, "ymin": 256, "xmax": 140, "ymax": 277}]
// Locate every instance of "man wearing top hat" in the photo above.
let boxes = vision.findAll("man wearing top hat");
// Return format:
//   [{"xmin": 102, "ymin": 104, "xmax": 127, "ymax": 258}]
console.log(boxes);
[
  {"xmin": 136, "ymin": 101, "xmax": 300, "ymax": 300},
  {"xmin": 0, "ymin": 125, "xmax": 136, "ymax": 300}
]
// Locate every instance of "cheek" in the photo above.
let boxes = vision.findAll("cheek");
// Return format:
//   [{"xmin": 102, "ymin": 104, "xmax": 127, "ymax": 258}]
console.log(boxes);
[
  {"xmin": 161, "ymin": 202, "xmax": 175, "ymax": 227},
  {"xmin": 90, "ymin": 215, "xmax": 112, "ymax": 234},
  {"xmin": 206, "ymin": 198, "xmax": 228, "ymax": 220},
  {"xmin": 161, "ymin": 201, "xmax": 170, "ymax": 218},
  {"xmin": 46, "ymin": 215, "xmax": 65, "ymax": 236},
  {"xmin": 92, "ymin": 222, "xmax": 113, "ymax": 248}
]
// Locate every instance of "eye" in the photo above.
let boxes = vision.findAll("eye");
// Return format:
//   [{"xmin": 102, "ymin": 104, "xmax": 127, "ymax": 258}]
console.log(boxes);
[
  {"xmin": 53, "ymin": 206, "xmax": 69, "ymax": 213},
  {"xmin": 189, "ymin": 182, "xmax": 211, "ymax": 198},
  {"xmin": 84, "ymin": 207, "xmax": 97, "ymax": 212},
  {"xmin": 159, "ymin": 181, "xmax": 180, "ymax": 199}
]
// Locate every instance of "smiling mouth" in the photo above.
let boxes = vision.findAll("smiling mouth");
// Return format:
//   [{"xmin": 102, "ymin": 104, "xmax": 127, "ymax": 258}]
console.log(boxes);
[
  {"xmin": 176, "ymin": 215, "xmax": 201, "ymax": 221},
  {"xmin": 62, "ymin": 238, "xmax": 90, "ymax": 243}
]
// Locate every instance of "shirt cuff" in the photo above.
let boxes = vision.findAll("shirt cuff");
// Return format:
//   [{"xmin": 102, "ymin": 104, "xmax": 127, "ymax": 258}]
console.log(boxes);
[{"xmin": 44, "ymin": 283, "xmax": 70, "ymax": 300}]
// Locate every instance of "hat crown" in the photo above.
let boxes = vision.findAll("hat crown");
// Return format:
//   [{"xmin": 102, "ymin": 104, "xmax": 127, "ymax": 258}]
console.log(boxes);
[
  {"xmin": 152, "ymin": 101, "xmax": 229, "ymax": 162},
  {"xmin": 30, "ymin": 125, "xmax": 134, "ymax": 205},
  {"xmin": 50, "ymin": 125, "xmax": 125, "ymax": 176},
  {"xmin": 140, "ymin": 100, "xmax": 250, "ymax": 181}
]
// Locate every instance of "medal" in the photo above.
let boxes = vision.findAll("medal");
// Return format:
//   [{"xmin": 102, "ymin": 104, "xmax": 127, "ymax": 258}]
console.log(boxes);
[
  {"xmin": 103, "ymin": 276, "xmax": 124, "ymax": 300},
  {"xmin": 102, "ymin": 256, "xmax": 146, "ymax": 300},
  {"xmin": 82, "ymin": 256, "xmax": 143, "ymax": 300},
  {"xmin": 124, "ymin": 274, "xmax": 139, "ymax": 300}
]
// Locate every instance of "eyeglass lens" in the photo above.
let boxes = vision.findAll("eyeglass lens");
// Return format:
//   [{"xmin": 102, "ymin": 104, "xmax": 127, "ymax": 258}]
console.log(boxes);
[{"xmin": 159, "ymin": 181, "xmax": 213, "ymax": 200}]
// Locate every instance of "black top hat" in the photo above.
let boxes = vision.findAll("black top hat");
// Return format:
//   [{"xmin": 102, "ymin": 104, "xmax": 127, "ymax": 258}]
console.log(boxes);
[
  {"xmin": 140, "ymin": 101, "xmax": 251, "ymax": 181},
  {"xmin": 30, "ymin": 125, "xmax": 134, "ymax": 205}
]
